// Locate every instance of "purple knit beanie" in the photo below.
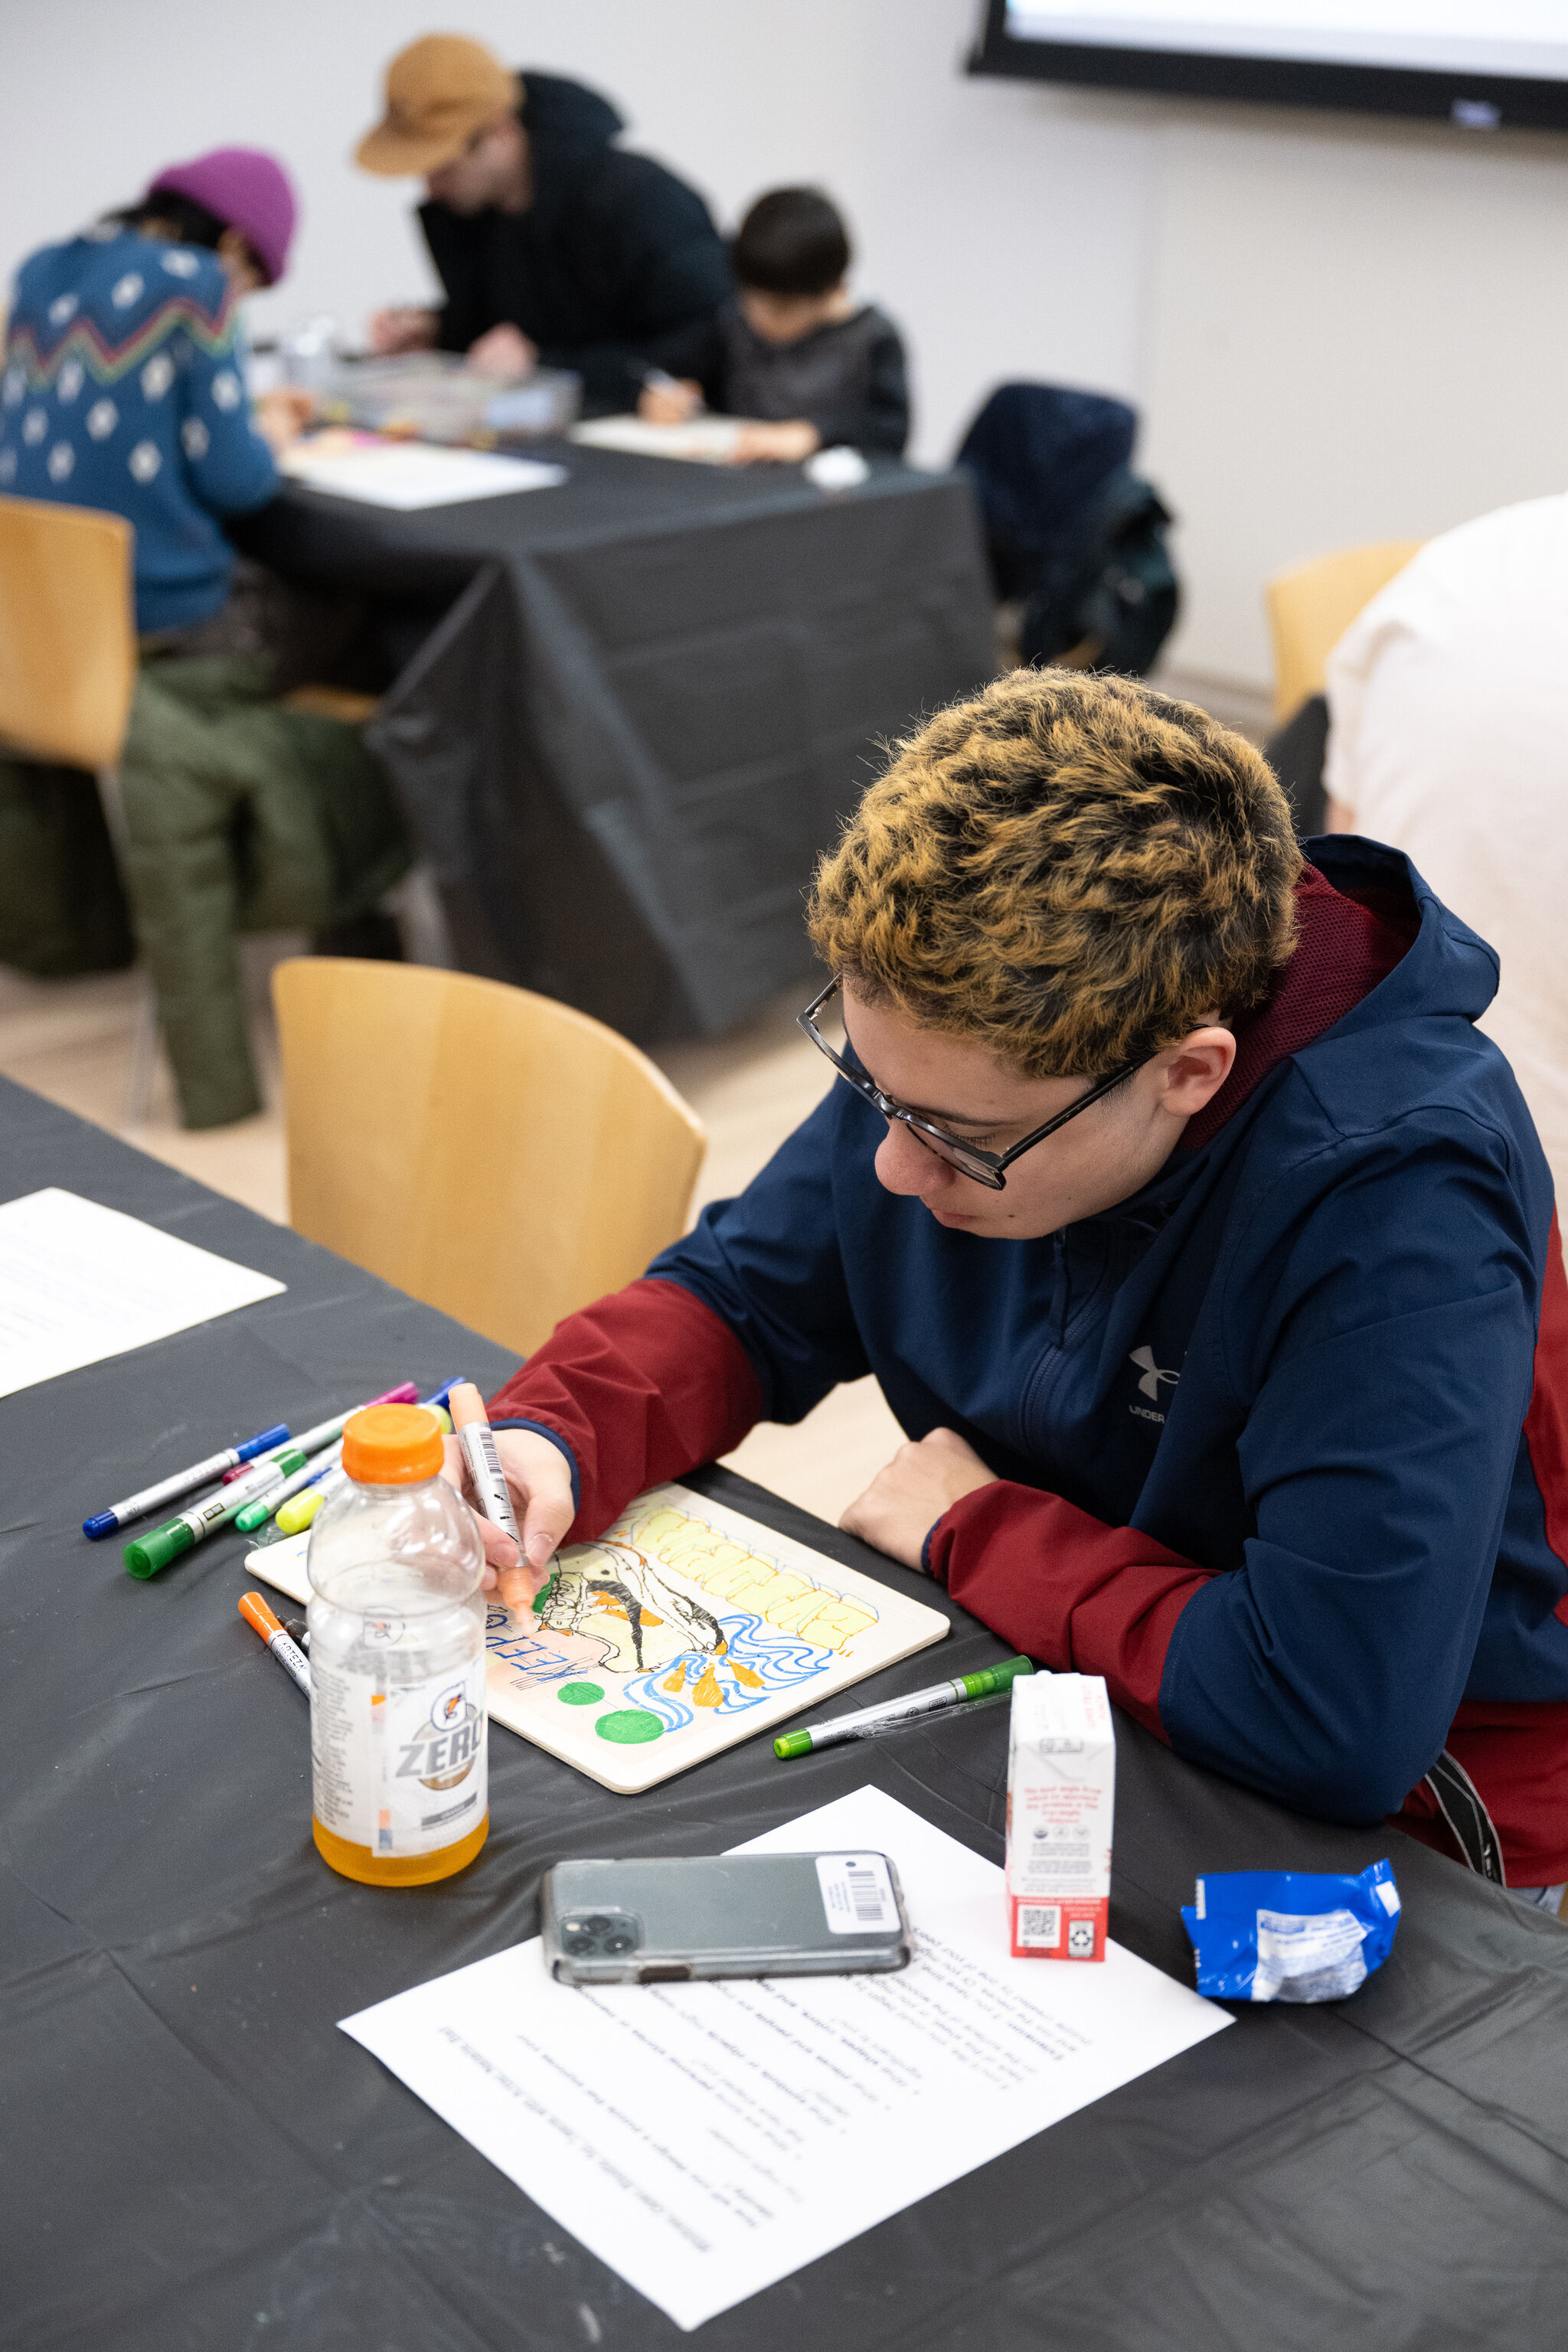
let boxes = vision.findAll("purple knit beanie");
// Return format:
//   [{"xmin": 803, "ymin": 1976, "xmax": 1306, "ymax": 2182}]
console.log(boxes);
[{"xmin": 149, "ymin": 147, "xmax": 297, "ymax": 286}]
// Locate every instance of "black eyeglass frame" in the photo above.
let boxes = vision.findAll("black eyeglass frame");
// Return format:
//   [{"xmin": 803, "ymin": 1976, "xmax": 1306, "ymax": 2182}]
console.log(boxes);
[{"xmin": 797, "ymin": 976, "xmax": 1145, "ymax": 1191}]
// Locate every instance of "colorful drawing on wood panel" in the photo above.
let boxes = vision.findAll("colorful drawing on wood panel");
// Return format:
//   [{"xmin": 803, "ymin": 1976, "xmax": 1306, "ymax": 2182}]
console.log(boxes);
[
  {"xmin": 480, "ymin": 1482, "xmax": 948, "ymax": 1792},
  {"xmin": 247, "ymin": 1481, "xmax": 949, "ymax": 1795}
]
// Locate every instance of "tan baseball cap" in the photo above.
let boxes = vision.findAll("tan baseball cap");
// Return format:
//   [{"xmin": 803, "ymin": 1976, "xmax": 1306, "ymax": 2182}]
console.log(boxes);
[{"xmin": 355, "ymin": 35, "xmax": 520, "ymax": 178}]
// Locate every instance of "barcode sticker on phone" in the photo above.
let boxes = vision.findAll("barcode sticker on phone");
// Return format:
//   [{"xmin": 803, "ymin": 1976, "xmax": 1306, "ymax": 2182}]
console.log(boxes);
[{"xmin": 815, "ymin": 1852, "xmax": 900, "ymax": 1935}]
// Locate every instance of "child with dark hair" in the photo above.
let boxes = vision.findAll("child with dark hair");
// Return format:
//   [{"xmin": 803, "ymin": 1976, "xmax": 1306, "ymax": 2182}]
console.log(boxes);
[{"xmin": 638, "ymin": 186, "xmax": 909, "ymax": 461}]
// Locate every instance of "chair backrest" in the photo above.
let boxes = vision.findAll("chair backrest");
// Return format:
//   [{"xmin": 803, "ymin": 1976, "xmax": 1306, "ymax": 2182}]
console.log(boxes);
[
  {"xmin": 0, "ymin": 495, "xmax": 136, "ymax": 768},
  {"xmin": 1264, "ymin": 539, "xmax": 1426, "ymax": 724},
  {"xmin": 273, "ymin": 958, "xmax": 707, "ymax": 1357}
]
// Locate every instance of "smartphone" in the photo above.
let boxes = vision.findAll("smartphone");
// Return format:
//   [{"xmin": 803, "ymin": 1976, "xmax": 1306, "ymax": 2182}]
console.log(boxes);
[{"xmin": 541, "ymin": 1851, "xmax": 913, "ymax": 1984}]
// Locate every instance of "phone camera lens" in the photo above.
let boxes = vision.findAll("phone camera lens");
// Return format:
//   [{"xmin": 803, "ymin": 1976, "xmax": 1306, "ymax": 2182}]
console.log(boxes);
[
  {"xmin": 603, "ymin": 1929, "xmax": 636, "ymax": 1955},
  {"xmin": 563, "ymin": 1932, "xmax": 596, "ymax": 1957},
  {"xmin": 583, "ymin": 1915, "xmax": 613, "ymax": 1935}
]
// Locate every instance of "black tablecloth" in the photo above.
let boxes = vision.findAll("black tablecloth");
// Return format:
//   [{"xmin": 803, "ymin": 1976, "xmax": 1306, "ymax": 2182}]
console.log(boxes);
[
  {"xmin": 243, "ymin": 447, "xmax": 997, "ymax": 1044},
  {"xmin": 7, "ymin": 1073, "xmax": 1568, "ymax": 2351}
]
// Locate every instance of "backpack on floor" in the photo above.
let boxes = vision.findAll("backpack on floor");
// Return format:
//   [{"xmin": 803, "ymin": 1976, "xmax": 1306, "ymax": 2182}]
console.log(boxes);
[{"xmin": 956, "ymin": 383, "xmax": 1180, "ymax": 678}]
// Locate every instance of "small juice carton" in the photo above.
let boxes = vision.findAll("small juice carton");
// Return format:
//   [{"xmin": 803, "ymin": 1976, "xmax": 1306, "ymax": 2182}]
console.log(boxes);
[{"xmin": 1005, "ymin": 1673, "xmax": 1115, "ymax": 1959}]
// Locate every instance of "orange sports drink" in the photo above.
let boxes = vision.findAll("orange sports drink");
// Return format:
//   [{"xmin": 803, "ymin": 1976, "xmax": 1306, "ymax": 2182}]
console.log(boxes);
[{"xmin": 307, "ymin": 1403, "xmax": 488, "ymax": 1886}]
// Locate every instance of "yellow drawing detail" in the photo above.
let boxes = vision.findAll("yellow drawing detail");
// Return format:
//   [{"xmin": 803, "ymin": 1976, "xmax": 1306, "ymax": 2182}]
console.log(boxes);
[{"xmin": 622, "ymin": 1501, "xmax": 877, "ymax": 1656}]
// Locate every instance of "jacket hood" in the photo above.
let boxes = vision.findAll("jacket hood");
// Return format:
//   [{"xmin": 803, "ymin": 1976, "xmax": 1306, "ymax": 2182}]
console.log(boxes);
[
  {"xmin": 518, "ymin": 70, "xmax": 622, "ymax": 152},
  {"xmin": 1307, "ymin": 834, "xmax": 1499, "ymax": 1031}
]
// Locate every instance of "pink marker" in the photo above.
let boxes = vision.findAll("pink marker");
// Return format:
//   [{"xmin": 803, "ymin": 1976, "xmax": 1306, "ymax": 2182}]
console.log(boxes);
[{"xmin": 220, "ymin": 1383, "xmax": 418, "ymax": 1480}]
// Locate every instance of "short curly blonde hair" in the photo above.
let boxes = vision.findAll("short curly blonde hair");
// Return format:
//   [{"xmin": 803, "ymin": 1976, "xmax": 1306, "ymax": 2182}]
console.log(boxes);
[{"xmin": 808, "ymin": 668, "xmax": 1302, "ymax": 1078}]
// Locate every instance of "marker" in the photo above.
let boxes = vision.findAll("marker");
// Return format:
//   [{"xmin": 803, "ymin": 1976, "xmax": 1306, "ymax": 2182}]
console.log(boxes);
[
  {"xmin": 773, "ymin": 1655, "xmax": 1035, "ymax": 1759},
  {"xmin": 276, "ymin": 1377, "xmax": 466, "ymax": 1536},
  {"xmin": 123, "ymin": 1450, "xmax": 307, "ymax": 1579},
  {"xmin": 239, "ymin": 1591, "xmax": 311, "ymax": 1695},
  {"xmin": 83, "ymin": 1423, "xmax": 289, "ymax": 1538},
  {"xmin": 218, "ymin": 1382, "xmax": 418, "ymax": 1481},
  {"xmin": 233, "ymin": 1441, "xmax": 343, "ymax": 1534},
  {"xmin": 282, "ymin": 1617, "xmax": 310, "ymax": 1650},
  {"xmin": 449, "ymin": 1381, "xmax": 524, "ymax": 1560}
]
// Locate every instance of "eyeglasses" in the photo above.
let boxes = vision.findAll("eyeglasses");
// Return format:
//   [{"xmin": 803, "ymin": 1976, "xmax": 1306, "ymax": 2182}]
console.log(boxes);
[{"xmin": 797, "ymin": 976, "xmax": 1144, "ymax": 1191}]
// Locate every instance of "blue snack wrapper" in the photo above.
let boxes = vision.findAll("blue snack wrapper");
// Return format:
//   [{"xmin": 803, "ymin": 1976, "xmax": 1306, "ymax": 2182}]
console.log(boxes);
[{"xmin": 1181, "ymin": 1858, "xmax": 1401, "ymax": 2001}]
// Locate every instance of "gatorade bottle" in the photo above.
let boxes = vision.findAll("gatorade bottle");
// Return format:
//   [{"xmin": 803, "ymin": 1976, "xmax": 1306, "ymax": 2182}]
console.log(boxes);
[{"xmin": 307, "ymin": 1403, "xmax": 488, "ymax": 1886}]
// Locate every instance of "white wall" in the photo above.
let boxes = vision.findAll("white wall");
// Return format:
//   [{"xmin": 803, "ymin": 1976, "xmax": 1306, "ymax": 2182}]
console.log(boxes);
[{"xmin": 3, "ymin": 0, "xmax": 1565, "ymax": 684}]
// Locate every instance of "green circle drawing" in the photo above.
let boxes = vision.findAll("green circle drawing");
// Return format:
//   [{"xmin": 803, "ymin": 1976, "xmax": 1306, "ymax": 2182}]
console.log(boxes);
[
  {"xmin": 595, "ymin": 1709, "xmax": 665, "ymax": 1745},
  {"xmin": 557, "ymin": 1682, "xmax": 604, "ymax": 1707}
]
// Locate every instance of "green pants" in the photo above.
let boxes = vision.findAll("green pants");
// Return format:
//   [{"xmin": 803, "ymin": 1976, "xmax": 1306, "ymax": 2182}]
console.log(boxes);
[{"xmin": 0, "ymin": 655, "xmax": 410, "ymax": 1129}]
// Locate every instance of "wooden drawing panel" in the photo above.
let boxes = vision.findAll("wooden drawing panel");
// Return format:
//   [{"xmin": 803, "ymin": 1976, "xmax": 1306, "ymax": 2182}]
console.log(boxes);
[{"xmin": 246, "ymin": 1481, "xmax": 949, "ymax": 1794}]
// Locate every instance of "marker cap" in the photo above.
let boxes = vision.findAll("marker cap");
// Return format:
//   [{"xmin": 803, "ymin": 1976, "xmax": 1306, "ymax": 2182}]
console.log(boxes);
[
  {"xmin": 962, "ymin": 1655, "xmax": 1034, "ymax": 1701},
  {"xmin": 83, "ymin": 1511, "xmax": 118, "ymax": 1541},
  {"xmin": 276, "ymin": 1488, "xmax": 328, "ymax": 1535},
  {"xmin": 237, "ymin": 1423, "xmax": 290, "ymax": 1462},
  {"xmin": 239, "ymin": 1589, "xmax": 286, "ymax": 1641},
  {"xmin": 774, "ymin": 1730, "xmax": 813, "ymax": 1760},
  {"xmin": 341, "ymin": 1403, "xmax": 443, "ymax": 1486},
  {"xmin": 124, "ymin": 1520, "xmax": 197, "ymax": 1579}
]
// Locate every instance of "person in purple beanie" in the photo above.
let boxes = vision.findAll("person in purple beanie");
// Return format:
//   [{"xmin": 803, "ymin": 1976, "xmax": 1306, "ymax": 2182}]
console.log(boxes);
[
  {"xmin": 0, "ymin": 149, "xmax": 412, "ymax": 1134},
  {"xmin": 1, "ymin": 146, "xmax": 309, "ymax": 636}
]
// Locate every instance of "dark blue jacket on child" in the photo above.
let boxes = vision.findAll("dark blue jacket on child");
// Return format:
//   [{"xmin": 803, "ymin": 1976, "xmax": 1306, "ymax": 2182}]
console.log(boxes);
[
  {"xmin": 490, "ymin": 839, "xmax": 1568, "ymax": 1886},
  {"xmin": 0, "ymin": 228, "xmax": 277, "ymax": 634}
]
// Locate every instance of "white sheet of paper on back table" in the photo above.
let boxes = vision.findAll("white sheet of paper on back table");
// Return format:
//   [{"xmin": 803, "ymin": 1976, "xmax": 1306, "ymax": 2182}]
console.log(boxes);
[
  {"xmin": 0, "ymin": 1187, "xmax": 284, "ymax": 1397},
  {"xmin": 339, "ymin": 1784, "xmax": 1230, "ymax": 2332}
]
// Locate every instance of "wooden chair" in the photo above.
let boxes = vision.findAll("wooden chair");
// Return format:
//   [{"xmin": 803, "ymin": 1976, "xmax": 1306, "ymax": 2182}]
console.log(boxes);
[
  {"xmin": 273, "ymin": 958, "xmax": 707, "ymax": 1356},
  {"xmin": 1264, "ymin": 540, "xmax": 1426, "ymax": 724},
  {"xmin": 0, "ymin": 494, "xmax": 138, "ymax": 769},
  {"xmin": 0, "ymin": 495, "xmax": 161, "ymax": 1114}
]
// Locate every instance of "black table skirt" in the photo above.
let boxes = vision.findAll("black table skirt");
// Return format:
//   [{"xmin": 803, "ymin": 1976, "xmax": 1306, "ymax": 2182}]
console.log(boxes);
[
  {"xmin": 240, "ymin": 447, "xmax": 998, "ymax": 1045},
  {"xmin": 6, "ymin": 1074, "xmax": 1568, "ymax": 2350}
]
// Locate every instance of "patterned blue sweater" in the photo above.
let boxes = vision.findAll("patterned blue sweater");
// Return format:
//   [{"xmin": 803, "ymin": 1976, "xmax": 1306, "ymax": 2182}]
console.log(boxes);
[{"xmin": 0, "ymin": 229, "xmax": 278, "ymax": 633}]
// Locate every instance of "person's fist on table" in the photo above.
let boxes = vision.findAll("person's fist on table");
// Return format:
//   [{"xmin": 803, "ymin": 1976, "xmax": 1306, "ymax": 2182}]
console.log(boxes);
[
  {"xmin": 730, "ymin": 419, "xmax": 821, "ymax": 465},
  {"xmin": 839, "ymin": 1426, "xmax": 998, "ymax": 1570},
  {"xmin": 368, "ymin": 305, "xmax": 439, "ymax": 355},
  {"xmin": 637, "ymin": 377, "xmax": 704, "ymax": 425},
  {"xmin": 254, "ymin": 386, "xmax": 316, "ymax": 454},
  {"xmin": 440, "ymin": 1427, "xmax": 574, "ymax": 1615},
  {"xmin": 465, "ymin": 322, "xmax": 537, "ymax": 379}
]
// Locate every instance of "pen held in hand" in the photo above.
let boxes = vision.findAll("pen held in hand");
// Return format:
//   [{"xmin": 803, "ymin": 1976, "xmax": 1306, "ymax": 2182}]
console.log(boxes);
[{"xmin": 448, "ymin": 1382, "xmax": 524, "ymax": 1560}]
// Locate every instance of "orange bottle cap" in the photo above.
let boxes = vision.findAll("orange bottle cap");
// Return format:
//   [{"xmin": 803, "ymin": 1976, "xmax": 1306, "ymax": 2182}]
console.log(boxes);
[{"xmin": 341, "ymin": 1402, "xmax": 445, "ymax": 1486}]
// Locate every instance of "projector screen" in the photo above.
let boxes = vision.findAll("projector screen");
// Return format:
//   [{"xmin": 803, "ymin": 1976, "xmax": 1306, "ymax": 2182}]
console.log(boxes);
[{"xmin": 969, "ymin": 0, "xmax": 1568, "ymax": 129}]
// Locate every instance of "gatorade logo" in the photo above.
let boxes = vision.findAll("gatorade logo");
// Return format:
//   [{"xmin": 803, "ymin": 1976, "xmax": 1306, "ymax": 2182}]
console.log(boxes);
[{"xmin": 397, "ymin": 1681, "xmax": 483, "ymax": 1791}]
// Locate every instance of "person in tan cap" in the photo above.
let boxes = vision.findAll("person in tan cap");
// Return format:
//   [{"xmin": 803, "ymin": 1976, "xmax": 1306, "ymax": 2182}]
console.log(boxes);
[{"xmin": 358, "ymin": 35, "xmax": 730, "ymax": 405}]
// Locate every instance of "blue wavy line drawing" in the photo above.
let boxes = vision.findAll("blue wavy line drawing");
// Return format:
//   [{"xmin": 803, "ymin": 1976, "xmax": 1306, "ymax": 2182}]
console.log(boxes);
[{"xmin": 618, "ymin": 1607, "xmax": 834, "ymax": 1729}]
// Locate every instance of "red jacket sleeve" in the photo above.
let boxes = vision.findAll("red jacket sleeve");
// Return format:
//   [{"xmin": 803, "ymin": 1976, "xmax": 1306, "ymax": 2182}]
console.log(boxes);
[
  {"xmin": 926, "ymin": 1482, "xmax": 1214, "ymax": 1737},
  {"xmin": 485, "ymin": 1276, "xmax": 764, "ymax": 1543}
]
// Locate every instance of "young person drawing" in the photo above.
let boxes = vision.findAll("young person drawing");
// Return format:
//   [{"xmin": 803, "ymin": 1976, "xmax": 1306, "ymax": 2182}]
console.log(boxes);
[{"xmin": 449, "ymin": 671, "xmax": 1568, "ymax": 1900}]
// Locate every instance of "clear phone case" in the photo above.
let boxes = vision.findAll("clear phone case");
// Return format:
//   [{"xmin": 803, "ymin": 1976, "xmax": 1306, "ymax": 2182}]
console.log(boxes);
[{"xmin": 541, "ymin": 1851, "xmax": 913, "ymax": 1984}]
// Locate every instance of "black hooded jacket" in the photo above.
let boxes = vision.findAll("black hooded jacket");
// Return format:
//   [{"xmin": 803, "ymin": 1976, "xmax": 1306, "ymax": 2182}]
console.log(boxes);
[{"xmin": 419, "ymin": 73, "xmax": 731, "ymax": 407}]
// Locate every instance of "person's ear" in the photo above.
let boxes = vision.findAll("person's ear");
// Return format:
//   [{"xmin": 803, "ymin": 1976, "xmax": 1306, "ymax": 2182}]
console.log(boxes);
[{"xmin": 1157, "ymin": 1027, "xmax": 1236, "ymax": 1118}]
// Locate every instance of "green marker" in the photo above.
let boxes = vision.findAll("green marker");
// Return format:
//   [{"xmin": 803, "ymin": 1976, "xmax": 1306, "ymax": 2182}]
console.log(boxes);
[
  {"xmin": 773, "ymin": 1655, "xmax": 1034, "ymax": 1759},
  {"xmin": 124, "ymin": 1450, "xmax": 307, "ymax": 1578},
  {"xmin": 234, "ymin": 1441, "xmax": 343, "ymax": 1534}
]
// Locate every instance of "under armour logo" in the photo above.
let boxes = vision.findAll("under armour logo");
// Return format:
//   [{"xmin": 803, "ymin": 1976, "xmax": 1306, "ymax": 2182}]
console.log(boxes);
[{"xmin": 1129, "ymin": 1345, "xmax": 1180, "ymax": 1403}]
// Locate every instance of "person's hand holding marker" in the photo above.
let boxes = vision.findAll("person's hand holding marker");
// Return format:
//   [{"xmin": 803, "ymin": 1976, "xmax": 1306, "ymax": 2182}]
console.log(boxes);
[{"xmin": 441, "ymin": 1423, "xmax": 573, "ymax": 1613}]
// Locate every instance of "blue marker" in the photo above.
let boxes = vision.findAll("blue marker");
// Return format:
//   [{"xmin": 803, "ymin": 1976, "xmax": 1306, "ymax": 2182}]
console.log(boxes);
[{"xmin": 83, "ymin": 1423, "xmax": 289, "ymax": 1540}]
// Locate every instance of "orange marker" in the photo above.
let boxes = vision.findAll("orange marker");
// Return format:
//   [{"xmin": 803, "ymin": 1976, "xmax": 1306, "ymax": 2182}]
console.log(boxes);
[{"xmin": 239, "ymin": 1590, "xmax": 311, "ymax": 1697}]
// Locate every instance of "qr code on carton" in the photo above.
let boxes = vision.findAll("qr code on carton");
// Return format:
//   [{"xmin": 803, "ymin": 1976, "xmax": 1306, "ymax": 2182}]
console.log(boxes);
[{"xmin": 1018, "ymin": 1905, "xmax": 1061, "ymax": 1949}]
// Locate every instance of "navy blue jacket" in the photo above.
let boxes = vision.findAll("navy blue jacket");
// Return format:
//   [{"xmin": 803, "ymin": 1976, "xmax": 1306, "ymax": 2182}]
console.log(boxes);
[{"xmin": 492, "ymin": 840, "xmax": 1568, "ymax": 1880}]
